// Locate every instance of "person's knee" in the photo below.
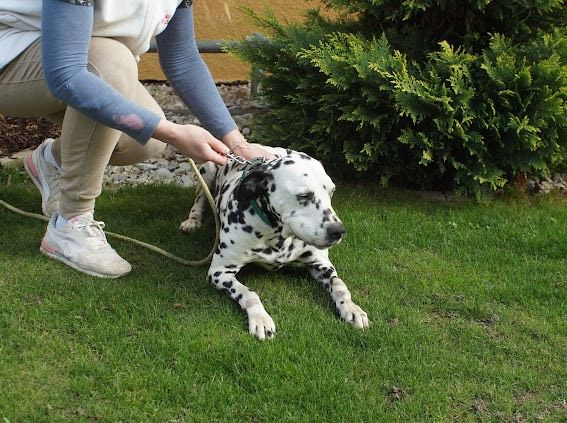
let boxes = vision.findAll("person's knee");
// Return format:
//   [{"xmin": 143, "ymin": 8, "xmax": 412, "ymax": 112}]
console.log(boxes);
[
  {"xmin": 143, "ymin": 138, "xmax": 167, "ymax": 161},
  {"xmin": 87, "ymin": 38, "xmax": 138, "ymax": 95},
  {"xmin": 109, "ymin": 137, "xmax": 166, "ymax": 166}
]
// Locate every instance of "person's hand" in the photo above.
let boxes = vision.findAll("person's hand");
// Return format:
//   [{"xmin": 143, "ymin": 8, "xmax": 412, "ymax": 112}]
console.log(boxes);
[
  {"xmin": 153, "ymin": 119, "xmax": 229, "ymax": 165},
  {"xmin": 231, "ymin": 142, "xmax": 277, "ymax": 161},
  {"xmin": 222, "ymin": 129, "xmax": 277, "ymax": 161}
]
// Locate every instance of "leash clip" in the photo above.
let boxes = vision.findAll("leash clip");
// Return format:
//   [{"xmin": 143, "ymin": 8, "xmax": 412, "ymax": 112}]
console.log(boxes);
[{"xmin": 226, "ymin": 152, "xmax": 251, "ymax": 164}]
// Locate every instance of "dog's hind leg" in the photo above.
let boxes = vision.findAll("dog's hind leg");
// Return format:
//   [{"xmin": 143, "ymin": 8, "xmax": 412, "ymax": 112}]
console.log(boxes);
[{"xmin": 181, "ymin": 162, "xmax": 218, "ymax": 233}]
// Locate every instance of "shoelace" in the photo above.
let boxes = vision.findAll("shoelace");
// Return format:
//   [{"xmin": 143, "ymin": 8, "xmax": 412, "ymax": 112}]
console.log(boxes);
[{"xmin": 70, "ymin": 218, "xmax": 108, "ymax": 250}]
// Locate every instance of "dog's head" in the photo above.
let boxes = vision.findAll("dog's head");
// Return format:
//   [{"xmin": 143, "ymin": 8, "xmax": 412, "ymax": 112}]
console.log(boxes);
[{"xmin": 235, "ymin": 151, "xmax": 345, "ymax": 249}]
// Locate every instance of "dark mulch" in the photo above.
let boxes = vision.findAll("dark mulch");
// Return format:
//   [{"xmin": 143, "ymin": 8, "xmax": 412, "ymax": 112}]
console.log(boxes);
[{"xmin": 0, "ymin": 114, "xmax": 60, "ymax": 157}]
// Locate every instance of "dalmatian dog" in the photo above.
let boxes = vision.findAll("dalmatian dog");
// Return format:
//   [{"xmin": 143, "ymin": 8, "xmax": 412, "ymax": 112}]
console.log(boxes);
[{"xmin": 180, "ymin": 147, "xmax": 369, "ymax": 340}]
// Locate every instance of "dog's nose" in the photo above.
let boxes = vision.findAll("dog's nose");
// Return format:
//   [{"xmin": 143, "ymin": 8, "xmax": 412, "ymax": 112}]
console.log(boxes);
[{"xmin": 326, "ymin": 222, "xmax": 346, "ymax": 242}]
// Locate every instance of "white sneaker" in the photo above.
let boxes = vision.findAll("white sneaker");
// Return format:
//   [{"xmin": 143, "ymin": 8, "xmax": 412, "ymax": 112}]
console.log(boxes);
[
  {"xmin": 40, "ymin": 212, "xmax": 132, "ymax": 278},
  {"xmin": 23, "ymin": 138, "xmax": 60, "ymax": 217}
]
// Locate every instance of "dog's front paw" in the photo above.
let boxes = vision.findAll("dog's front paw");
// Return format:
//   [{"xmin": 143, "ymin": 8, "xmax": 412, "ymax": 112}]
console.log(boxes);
[
  {"xmin": 336, "ymin": 300, "xmax": 370, "ymax": 329},
  {"xmin": 180, "ymin": 216, "xmax": 201, "ymax": 233},
  {"xmin": 247, "ymin": 305, "xmax": 276, "ymax": 340}
]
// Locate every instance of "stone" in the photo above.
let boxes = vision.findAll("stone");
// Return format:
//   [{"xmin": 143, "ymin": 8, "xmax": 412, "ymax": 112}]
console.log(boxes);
[
  {"xmin": 180, "ymin": 174, "xmax": 195, "ymax": 188},
  {"xmin": 156, "ymin": 168, "xmax": 174, "ymax": 179},
  {"xmin": 0, "ymin": 156, "xmax": 21, "ymax": 169},
  {"xmin": 135, "ymin": 163, "xmax": 158, "ymax": 171},
  {"xmin": 178, "ymin": 162, "xmax": 192, "ymax": 172}
]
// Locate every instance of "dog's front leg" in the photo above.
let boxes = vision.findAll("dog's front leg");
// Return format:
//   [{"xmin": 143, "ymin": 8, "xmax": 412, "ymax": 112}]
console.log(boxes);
[
  {"xmin": 208, "ymin": 256, "xmax": 276, "ymax": 340},
  {"xmin": 302, "ymin": 252, "xmax": 370, "ymax": 329}
]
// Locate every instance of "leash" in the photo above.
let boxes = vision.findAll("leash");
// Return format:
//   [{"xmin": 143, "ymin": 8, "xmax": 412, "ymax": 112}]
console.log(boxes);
[{"xmin": 0, "ymin": 157, "xmax": 220, "ymax": 267}]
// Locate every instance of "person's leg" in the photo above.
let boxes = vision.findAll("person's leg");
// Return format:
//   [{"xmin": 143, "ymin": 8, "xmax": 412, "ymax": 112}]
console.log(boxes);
[
  {"xmin": 0, "ymin": 39, "xmax": 66, "ymax": 118},
  {"xmin": 0, "ymin": 39, "xmax": 66, "ymax": 216},
  {"xmin": 56, "ymin": 37, "xmax": 140, "ymax": 218},
  {"xmin": 0, "ymin": 37, "xmax": 165, "ymax": 278}
]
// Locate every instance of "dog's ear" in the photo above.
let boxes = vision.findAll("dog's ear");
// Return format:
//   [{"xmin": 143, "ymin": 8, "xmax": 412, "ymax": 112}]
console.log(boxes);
[{"xmin": 235, "ymin": 169, "xmax": 272, "ymax": 204}]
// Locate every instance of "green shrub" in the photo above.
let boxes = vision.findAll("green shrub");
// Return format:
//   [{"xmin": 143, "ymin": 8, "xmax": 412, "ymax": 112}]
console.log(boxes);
[{"xmin": 228, "ymin": 0, "xmax": 567, "ymax": 194}]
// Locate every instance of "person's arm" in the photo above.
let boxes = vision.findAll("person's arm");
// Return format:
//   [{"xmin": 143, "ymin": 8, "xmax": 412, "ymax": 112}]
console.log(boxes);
[
  {"xmin": 156, "ymin": 4, "xmax": 275, "ymax": 160},
  {"xmin": 41, "ymin": 0, "xmax": 161, "ymax": 143},
  {"xmin": 41, "ymin": 0, "xmax": 228, "ymax": 164}
]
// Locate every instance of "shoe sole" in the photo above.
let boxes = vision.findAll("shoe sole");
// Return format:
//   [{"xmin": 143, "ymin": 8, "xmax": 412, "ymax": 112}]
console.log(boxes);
[
  {"xmin": 40, "ymin": 240, "xmax": 131, "ymax": 279},
  {"xmin": 23, "ymin": 151, "xmax": 50, "ymax": 217}
]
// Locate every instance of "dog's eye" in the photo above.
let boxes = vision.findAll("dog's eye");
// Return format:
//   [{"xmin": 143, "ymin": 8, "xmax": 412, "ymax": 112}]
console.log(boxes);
[{"xmin": 296, "ymin": 192, "xmax": 314, "ymax": 202}]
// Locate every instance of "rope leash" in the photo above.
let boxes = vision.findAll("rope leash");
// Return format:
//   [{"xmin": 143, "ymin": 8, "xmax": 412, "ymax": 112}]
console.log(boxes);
[{"xmin": 0, "ymin": 157, "xmax": 220, "ymax": 267}]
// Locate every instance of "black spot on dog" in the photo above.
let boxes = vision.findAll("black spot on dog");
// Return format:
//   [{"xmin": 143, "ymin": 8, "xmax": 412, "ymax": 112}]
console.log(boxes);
[
  {"xmin": 255, "ymin": 231, "xmax": 263, "ymax": 239},
  {"xmin": 219, "ymin": 242, "xmax": 227, "ymax": 249},
  {"xmin": 226, "ymin": 264, "xmax": 238, "ymax": 269},
  {"xmin": 296, "ymin": 192, "xmax": 315, "ymax": 206},
  {"xmin": 300, "ymin": 251, "xmax": 312, "ymax": 258},
  {"xmin": 263, "ymin": 247, "xmax": 273, "ymax": 254},
  {"xmin": 200, "ymin": 167, "xmax": 207, "ymax": 174},
  {"xmin": 283, "ymin": 160, "xmax": 295, "ymax": 165},
  {"xmin": 242, "ymin": 225, "xmax": 253, "ymax": 233},
  {"xmin": 220, "ymin": 184, "xmax": 230, "ymax": 196},
  {"xmin": 223, "ymin": 281, "xmax": 233, "ymax": 289},
  {"xmin": 299, "ymin": 153, "xmax": 312, "ymax": 160},
  {"xmin": 270, "ymin": 184, "xmax": 276, "ymax": 192},
  {"xmin": 230, "ymin": 240, "xmax": 235, "ymax": 244},
  {"xmin": 223, "ymin": 227, "xmax": 230, "ymax": 233},
  {"xmin": 236, "ymin": 294, "xmax": 243, "ymax": 301},
  {"xmin": 228, "ymin": 211, "xmax": 245, "ymax": 225},
  {"xmin": 214, "ymin": 271, "xmax": 222, "ymax": 277}
]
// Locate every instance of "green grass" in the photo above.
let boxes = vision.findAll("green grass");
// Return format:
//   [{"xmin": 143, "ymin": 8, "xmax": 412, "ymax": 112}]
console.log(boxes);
[{"xmin": 1, "ymin": 168, "xmax": 566, "ymax": 422}]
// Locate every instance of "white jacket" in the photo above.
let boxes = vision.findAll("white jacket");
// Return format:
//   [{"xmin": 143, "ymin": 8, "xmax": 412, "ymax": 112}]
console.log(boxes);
[{"xmin": 0, "ymin": 0, "xmax": 183, "ymax": 70}]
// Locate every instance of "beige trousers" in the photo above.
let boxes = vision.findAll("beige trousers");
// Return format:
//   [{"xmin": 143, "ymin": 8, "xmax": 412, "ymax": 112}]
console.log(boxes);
[{"xmin": 0, "ymin": 38, "xmax": 166, "ymax": 218}]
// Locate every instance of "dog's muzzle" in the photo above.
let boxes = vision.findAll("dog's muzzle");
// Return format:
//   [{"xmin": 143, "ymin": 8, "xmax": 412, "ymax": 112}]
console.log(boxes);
[{"xmin": 325, "ymin": 222, "xmax": 346, "ymax": 244}]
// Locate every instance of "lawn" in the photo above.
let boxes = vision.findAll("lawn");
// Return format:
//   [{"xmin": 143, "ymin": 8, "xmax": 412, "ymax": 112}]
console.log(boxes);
[{"xmin": 1, "ymin": 168, "xmax": 566, "ymax": 422}]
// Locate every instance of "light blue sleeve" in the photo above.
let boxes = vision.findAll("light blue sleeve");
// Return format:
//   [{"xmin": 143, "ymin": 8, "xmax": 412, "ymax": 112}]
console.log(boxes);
[
  {"xmin": 41, "ymin": 0, "xmax": 162, "ymax": 144},
  {"xmin": 156, "ymin": 5, "xmax": 238, "ymax": 140}
]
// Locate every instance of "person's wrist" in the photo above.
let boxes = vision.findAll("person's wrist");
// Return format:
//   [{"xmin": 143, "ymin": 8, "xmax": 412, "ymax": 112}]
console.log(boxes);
[
  {"xmin": 222, "ymin": 129, "xmax": 248, "ymax": 151},
  {"xmin": 153, "ymin": 119, "xmax": 182, "ymax": 148}
]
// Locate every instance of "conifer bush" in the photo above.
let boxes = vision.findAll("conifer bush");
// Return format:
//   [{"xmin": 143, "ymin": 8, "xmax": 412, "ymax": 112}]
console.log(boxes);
[{"xmin": 228, "ymin": 1, "xmax": 567, "ymax": 193}]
